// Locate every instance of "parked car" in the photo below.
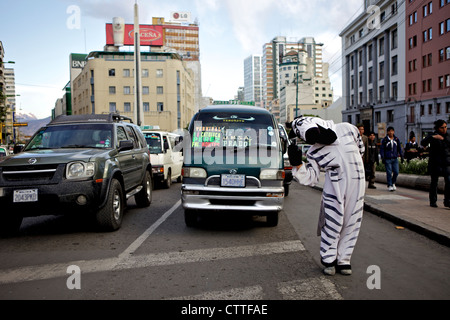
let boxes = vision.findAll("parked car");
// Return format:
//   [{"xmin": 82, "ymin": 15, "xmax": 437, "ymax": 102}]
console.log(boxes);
[
  {"xmin": 142, "ymin": 130, "xmax": 183, "ymax": 188},
  {"xmin": 0, "ymin": 113, "xmax": 152, "ymax": 236},
  {"xmin": 181, "ymin": 105, "xmax": 286, "ymax": 227}
]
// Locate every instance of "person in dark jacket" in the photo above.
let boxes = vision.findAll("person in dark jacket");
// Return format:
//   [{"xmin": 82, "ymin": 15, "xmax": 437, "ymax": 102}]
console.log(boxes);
[
  {"xmin": 420, "ymin": 120, "xmax": 450, "ymax": 208},
  {"xmin": 380, "ymin": 127, "xmax": 404, "ymax": 191},
  {"xmin": 366, "ymin": 132, "xmax": 379, "ymax": 189}
]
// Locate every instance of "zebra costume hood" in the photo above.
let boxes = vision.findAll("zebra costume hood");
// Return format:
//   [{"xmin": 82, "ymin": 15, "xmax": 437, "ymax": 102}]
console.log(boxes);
[{"xmin": 289, "ymin": 116, "xmax": 338, "ymax": 146}]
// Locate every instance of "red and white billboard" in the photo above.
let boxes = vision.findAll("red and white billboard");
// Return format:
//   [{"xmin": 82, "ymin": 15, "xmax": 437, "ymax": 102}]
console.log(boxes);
[{"xmin": 106, "ymin": 24, "xmax": 164, "ymax": 46}]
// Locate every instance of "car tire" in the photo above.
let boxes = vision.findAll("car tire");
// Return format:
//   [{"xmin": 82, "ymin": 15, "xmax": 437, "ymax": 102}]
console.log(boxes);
[
  {"xmin": 284, "ymin": 184, "xmax": 290, "ymax": 197},
  {"xmin": 184, "ymin": 209, "xmax": 198, "ymax": 227},
  {"xmin": 96, "ymin": 179, "xmax": 124, "ymax": 231},
  {"xmin": 135, "ymin": 171, "xmax": 152, "ymax": 207},
  {"xmin": 266, "ymin": 211, "xmax": 279, "ymax": 227},
  {"xmin": 0, "ymin": 212, "xmax": 23, "ymax": 237}
]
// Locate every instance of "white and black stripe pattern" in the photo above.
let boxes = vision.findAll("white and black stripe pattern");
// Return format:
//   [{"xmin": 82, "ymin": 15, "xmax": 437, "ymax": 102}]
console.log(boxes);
[{"xmin": 292, "ymin": 120, "xmax": 365, "ymax": 268}]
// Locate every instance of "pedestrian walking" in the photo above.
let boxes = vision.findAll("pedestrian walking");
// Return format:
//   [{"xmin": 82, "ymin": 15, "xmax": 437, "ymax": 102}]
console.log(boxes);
[
  {"xmin": 420, "ymin": 120, "xmax": 450, "ymax": 208},
  {"xmin": 358, "ymin": 124, "xmax": 369, "ymax": 166},
  {"xmin": 366, "ymin": 132, "xmax": 379, "ymax": 189},
  {"xmin": 287, "ymin": 116, "xmax": 365, "ymax": 276},
  {"xmin": 380, "ymin": 127, "xmax": 404, "ymax": 191}
]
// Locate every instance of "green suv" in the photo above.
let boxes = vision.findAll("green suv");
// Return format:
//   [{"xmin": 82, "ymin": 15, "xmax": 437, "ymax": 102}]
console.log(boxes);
[{"xmin": 0, "ymin": 113, "xmax": 152, "ymax": 235}]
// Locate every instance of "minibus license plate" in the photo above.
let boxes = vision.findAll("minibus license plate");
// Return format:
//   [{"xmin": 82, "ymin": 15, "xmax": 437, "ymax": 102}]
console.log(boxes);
[
  {"xmin": 13, "ymin": 189, "xmax": 38, "ymax": 203},
  {"xmin": 221, "ymin": 174, "xmax": 245, "ymax": 188}
]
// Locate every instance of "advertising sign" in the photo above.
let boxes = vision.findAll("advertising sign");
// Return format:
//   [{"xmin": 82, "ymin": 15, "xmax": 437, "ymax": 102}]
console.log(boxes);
[
  {"xmin": 106, "ymin": 24, "xmax": 164, "ymax": 46},
  {"xmin": 170, "ymin": 11, "xmax": 192, "ymax": 23}
]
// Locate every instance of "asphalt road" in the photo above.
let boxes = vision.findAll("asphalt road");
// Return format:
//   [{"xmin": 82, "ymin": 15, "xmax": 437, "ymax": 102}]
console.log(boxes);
[{"xmin": 0, "ymin": 181, "xmax": 449, "ymax": 303}]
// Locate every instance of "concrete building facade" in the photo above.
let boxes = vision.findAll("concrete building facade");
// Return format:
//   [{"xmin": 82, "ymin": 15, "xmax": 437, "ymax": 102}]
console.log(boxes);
[
  {"xmin": 340, "ymin": 0, "xmax": 407, "ymax": 142},
  {"xmin": 71, "ymin": 51, "xmax": 196, "ymax": 132},
  {"xmin": 405, "ymin": 0, "xmax": 450, "ymax": 139}
]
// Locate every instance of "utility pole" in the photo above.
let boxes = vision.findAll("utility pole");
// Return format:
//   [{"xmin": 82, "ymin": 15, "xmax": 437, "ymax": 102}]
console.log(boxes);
[{"xmin": 134, "ymin": 1, "xmax": 144, "ymax": 126}]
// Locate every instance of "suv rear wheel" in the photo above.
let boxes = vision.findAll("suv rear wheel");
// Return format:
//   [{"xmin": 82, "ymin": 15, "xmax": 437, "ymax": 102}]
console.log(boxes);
[
  {"xmin": 96, "ymin": 178, "xmax": 124, "ymax": 231},
  {"xmin": 135, "ymin": 171, "xmax": 152, "ymax": 207}
]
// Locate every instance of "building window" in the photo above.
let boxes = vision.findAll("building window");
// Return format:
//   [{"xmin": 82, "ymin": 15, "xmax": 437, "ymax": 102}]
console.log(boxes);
[
  {"xmin": 439, "ymin": 49, "xmax": 445, "ymax": 62},
  {"xmin": 380, "ymin": 86, "xmax": 385, "ymax": 102},
  {"xmin": 439, "ymin": 76, "xmax": 444, "ymax": 89},
  {"xmin": 123, "ymin": 69, "xmax": 131, "ymax": 77},
  {"xmin": 387, "ymin": 110, "xmax": 394, "ymax": 122},
  {"xmin": 368, "ymin": 67, "xmax": 373, "ymax": 83},
  {"xmin": 392, "ymin": 29, "xmax": 398, "ymax": 49},
  {"xmin": 156, "ymin": 69, "xmax": 163, "ymax": 78},
  {"xmin": 375, "ymin": 111, "xmax": 381, "ymax": 123},
  {"xmin": 379, "ymin": 37, "xmax": 384, "ymax": 56},
  {"xmin": 392, "ymin": 82, "xmax": 398, "ymax": 100},
  {"xmin": 109, "ymin": 86, "xmax": 116, "ymax": 94},
  {"xmin": 368, "ymin": 44, "xmax": 373, "ymax": 61},
  {"xmin": 157, "ymin": 102, "xmax": 164, "ymax": 112},
  {"xmin": 143, "ymin": 102, "xmax": 150, "ymax": 112},
  {"xmin": 157, "ymin": 86, "xmax": 164, "ymax": 94},
  {"xmin": 143, "ymin": 86, "xmax": 149, "ymax": 95},
  {"xmin": 123, "ymin": 86, "xmax": 131, "ymax": 95},
  {"xmin": 379, "ymin": 61, "xmax": 384, "ymax": 80},
  {"xmin": 142, "ymin": 69, "xmax": 149, "ymax": 78},
  {"xmin": 108, "ymin": 69, "xmax": 115, "ymax": 77},
  {"xmin": 392, "ymin": 56, "xmax": 398, "ymax": 75},
  {"xmin": 124, "ymin": 102, "xmax": 131, "ymax": 112},
  {"xmin": 109, "ymin": 102, "xmax": 116, "ymax": 112}
]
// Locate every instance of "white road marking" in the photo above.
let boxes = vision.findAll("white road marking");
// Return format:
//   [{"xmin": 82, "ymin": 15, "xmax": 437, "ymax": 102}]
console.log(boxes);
[
  {"xmin": 118, "ymin": 200, "xmax": 181, "ymax": 260},
  {"xmin": 0, "ymin": 201, "xmax": 340, "ymax": 300},
  {"xmin": 0, "ymin": 240, "xmax": 305, "ymax": 284}
]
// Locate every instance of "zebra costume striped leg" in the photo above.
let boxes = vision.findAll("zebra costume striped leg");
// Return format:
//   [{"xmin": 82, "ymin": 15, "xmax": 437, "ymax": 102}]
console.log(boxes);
[{"xmin": 291, "ymin": 118, "xmax": 365, "ymax": 273}]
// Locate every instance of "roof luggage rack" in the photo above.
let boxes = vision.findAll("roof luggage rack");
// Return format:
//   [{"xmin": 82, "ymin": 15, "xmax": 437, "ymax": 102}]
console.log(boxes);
[{"xmin": 49, "ymin": 113, "xmax": 134, "ymax": 125}]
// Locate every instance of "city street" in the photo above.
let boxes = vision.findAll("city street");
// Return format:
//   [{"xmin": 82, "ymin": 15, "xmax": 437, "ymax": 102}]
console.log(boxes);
[{"xmin": 0, "ymin": 181, "xmax": 449, "ymax": 302}]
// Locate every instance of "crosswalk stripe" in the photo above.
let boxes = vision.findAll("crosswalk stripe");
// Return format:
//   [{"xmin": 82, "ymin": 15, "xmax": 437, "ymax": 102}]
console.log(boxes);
[{"xmin": 0, "ymin": 240, "xmax": 305, "ymax": 284}]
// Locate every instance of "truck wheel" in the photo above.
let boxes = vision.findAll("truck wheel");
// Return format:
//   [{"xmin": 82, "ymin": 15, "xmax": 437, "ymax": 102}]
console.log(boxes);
[
  {"xmin": 184, "ymin": 209, "xmax": 198, "ymax": 227},
  {"xmin": 0, "ymin": 212, "xmax": 23, "ymax": 237},
  {"xmin": 135, "ymin": 171, "xmax": 152, "ymax": 207},
  {"xmin": 96, "ymin": 179, "xmax": 124, "ymax": 231},
  {"xmin": 266, "ymin": 212, "xmax": 279, "ymax": 227},
  {"xmin": 164, "ymin": 170, "xmax": 172, "ymax": 189}
]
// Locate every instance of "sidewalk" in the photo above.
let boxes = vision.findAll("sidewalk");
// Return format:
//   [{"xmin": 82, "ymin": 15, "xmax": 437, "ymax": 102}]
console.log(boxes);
[{"xmin": 314, "ymin": 172, "xmax": 450, "ymax": 247}]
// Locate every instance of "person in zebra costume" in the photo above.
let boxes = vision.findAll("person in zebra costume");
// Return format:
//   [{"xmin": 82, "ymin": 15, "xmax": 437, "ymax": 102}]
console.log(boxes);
[{"xmin": 286, "ymin": 116, "xmax": 365, "ymax": 276}]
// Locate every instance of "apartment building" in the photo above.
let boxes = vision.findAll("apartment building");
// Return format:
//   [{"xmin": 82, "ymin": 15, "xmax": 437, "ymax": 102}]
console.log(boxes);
[
  {"xmin": 405, "ymin": 0, "xmax": 450, "ymax": 139},
  {"xmin": 71, "ymin": 51, "xmax": 196, "ymax": 132},
  {"xmin": 262, "ymin": 36, "xmax": 324, "ymax": 109},
  {"xmin": 278, "ymin": 50, "xmax": 333, "ymax": 124},
  {"xmin": 340, "ymin": 0, "xmax": 407, "ymax": 142}
]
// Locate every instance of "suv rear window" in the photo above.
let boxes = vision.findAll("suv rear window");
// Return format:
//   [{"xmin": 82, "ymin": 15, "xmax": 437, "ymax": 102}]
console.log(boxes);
[
  {"xmin": 25, "ymin": 124, "xmax": 113, "ymax": 150},
  {"xmin": 191, "ymin": 112, "xmax": 277, "ymax": 149}
]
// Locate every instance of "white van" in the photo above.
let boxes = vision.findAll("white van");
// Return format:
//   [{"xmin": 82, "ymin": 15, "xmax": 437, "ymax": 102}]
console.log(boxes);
[{"xmin": 142, "ymin": 131, "xmax": 183, "ymax": 188}]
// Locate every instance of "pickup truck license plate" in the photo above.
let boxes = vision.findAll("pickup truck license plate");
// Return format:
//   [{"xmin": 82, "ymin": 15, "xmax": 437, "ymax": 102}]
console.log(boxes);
[
  {"xmin": 221, "ymin": 174, "xmax": 245, "ymax": 188},
  {"xmin": 13, "ymin": 189, "xmax": 38, "ymax": 203}
]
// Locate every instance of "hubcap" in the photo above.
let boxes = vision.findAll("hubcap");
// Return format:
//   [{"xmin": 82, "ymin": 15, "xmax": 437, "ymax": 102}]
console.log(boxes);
[{"xmin": 113, "ymin": 190, "xmax": 121, "ymax": 221}]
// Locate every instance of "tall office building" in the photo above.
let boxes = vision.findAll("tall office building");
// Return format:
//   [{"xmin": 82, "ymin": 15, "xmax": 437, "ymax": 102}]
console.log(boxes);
[{"xmin": 243, "ymin": 55, "xmax": 263, "ymax": 104}]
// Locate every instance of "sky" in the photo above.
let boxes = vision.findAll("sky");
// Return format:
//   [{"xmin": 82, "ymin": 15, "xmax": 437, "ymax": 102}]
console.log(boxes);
[{"xmin": 0, "ymin": 0, "xmax": 364, "ymax": 119}]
